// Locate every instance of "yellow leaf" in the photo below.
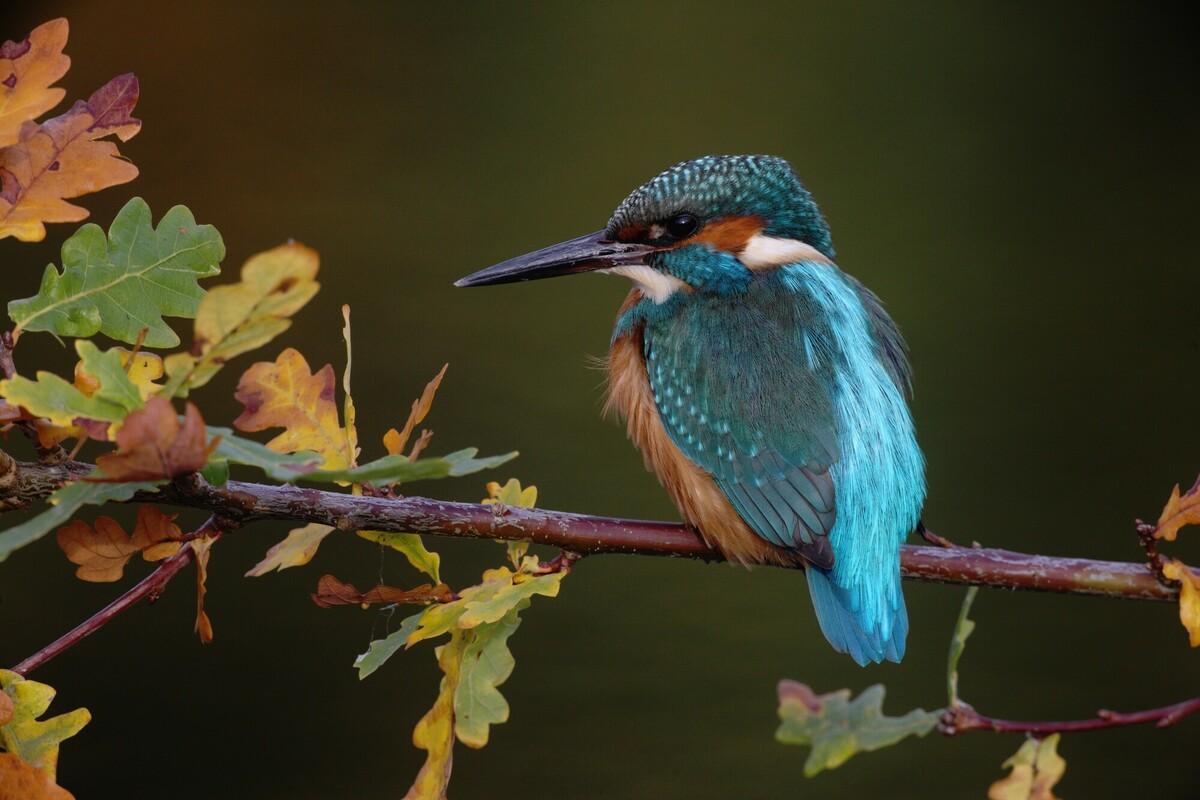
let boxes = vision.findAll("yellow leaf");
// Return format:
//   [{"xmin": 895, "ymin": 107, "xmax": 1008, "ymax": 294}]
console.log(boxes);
[
  {"xmin": 233, "ymin": 348, "xmax": 351, "ymax": 470},
  {"xmin": 988, "ymin": 735, "xmax": 1066, "ymax": 800},
  {"xmin": 0, "ymin": 19, "xmax": 70, "ymax": 149},
  {"xmin": 385, "ymin": 364, "xmax": 448, "ymax": 456},
  {"xmin": 245, "ymin": 523, "xmax": 334, "ymax": 576},
  {"xmin": 0, "ymin": 74, "xmax": 140, "ymax": 242},
  {"xmin": 75, "ymin": 347, "xmax": 163, "ymax": 402},
  {"xmin": 358, "ymin": 531, "xmax": 441, "ymax": 583},
  {"xmin": 0, "ymin": 670, "xmax": 90, "ymax": 780},
  {"xmin": 1162, "ymin": 559, "xmax": 1200, "ymax": 647},
  {"xmin": 191, "ymin": 535, "xmax": 215, "ymax": 644},
  {"xmin": 405, "ymin": 632, "xmax": 464, "ymax": 800},
  {"xmin": 163, "ymin": 242, "xmax": 320, "ymax": 396},
  {"xmin": 340, "ymin": 305, "xmax": 359, "ymax": 468},
  {"xmin": 1154, "ymin": 476, "xmax": 1200, "ymax": 542}
]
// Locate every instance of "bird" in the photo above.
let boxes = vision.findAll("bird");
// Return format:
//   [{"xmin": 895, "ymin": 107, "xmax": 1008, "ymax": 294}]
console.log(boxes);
[{"xmin": 456, "ymin": 155, "xmax": 925, "ymax": 665}]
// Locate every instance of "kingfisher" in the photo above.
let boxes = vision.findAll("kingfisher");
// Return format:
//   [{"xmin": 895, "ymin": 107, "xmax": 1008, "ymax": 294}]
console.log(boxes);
[{"xmin": 456, "ymin": 155, "xmax": 925, "ymax": 665}]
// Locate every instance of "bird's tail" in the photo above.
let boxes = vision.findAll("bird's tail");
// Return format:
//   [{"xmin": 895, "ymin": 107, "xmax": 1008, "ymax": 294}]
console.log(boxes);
[{"xmin": 806, "ymin": 567, "xmax": 907, "ymax": 666}]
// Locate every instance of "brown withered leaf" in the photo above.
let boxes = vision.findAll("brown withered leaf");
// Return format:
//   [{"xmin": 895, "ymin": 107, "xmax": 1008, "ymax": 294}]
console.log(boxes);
[
  {"xmin": 92, "ymin": 396, "xmax": 215, "ymax": 481},
  {"xmin": 56, "ymin": 505, "xmax": 182, "ymax": 582},
  {"xmin": 0, "ymin": 400, "xmax": 25, "ymax": 424},
  {"xmin": 0, "ymin": 73, "xmax": 141, "ymax": 242},
  {"xmin": 311, "ymin": 574, "xmax": 454, "ymax": 609},
  {"xmin": 384, "ymin": 364, "xmax": 448, "ymax": 457},
  {"xmin": 0, "ymin": 19, "xmax": 70, "ymax": 148},
  {"xmin": 191, "ymin": 535, "xmax": 215, "ymax": 644},
  {"xmin": 1153, "ymin": 474, "xmax": 1200, "ymax": 542}
]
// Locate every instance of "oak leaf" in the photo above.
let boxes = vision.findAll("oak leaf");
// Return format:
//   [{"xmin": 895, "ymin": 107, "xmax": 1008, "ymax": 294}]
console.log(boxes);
[
  {"xmin": 405, "ymin": 633, "xmax": 463, "ymax": 800},
  {"xmin": 93, "ymin": 396, "xmax": 215, "ymax": 482},
  {"xmin": 0, "ymin": 19, "xmax": 70, "ymax": 148},
  {"xmin": 0, "ymin": 340, "xmax": 140, "ymax": 433},
  {"xmin": 55, "ymin": 505, "xmax": 182, "ymax": 582},
  {"xmin": 162, "ymin": 242, "xmax": 319, "ymax": 396},
  {"xmin": 0, "ymin": 479, "xmax": 161, "ymax": 563},
  {"xmin": 0, "ymin": 670, "xmax": 90, "ymax": 779},
  {"xmin": 0, "ymin": 753, "xmax": 74, "ymax": 800},
  {"xmin": 987, "ymin": 734, "xmax": 1066, "ymax": 800},
  {"xmin": 311, "ymin": 574, "xmax": 454, "ymax": 608},
  {"xmin": 774, "ymin": 681, "xmax": 938, "ymax": 776},
  {"xmin": 358, "ymin": 531, "xmax": 441, "ymax": 583},
  {"xmin": 454, "ymin": 606, "xmax": 522, "ymax": 748},
  {"xmin": 7, "ymin": 198, "xmax": 224, "ymax": 346},
  {"xmin": 245, "ymin": 523, "xmax": 334, "ymax": 576},
  {"xmin": 384, "ymin": 363, "xmax": 447, "ymax": 458},
  {"xmin": 191, "ymin": 535, "xmax": 215, "ymax": 644},
  {"xmin": 0, "ymin": 73, "xmax": 140, "ymax": 242},
  {"xmin": 1153, "ymin": 474, "xmax": 1200, "ymax": 542},
  {"xmin": 1162, "ymin": 559, "xmax": 1200, "ymax": 647},
  {"xmin": 233, "ymin": 348, "xmax": 352, "ymax": 471}
]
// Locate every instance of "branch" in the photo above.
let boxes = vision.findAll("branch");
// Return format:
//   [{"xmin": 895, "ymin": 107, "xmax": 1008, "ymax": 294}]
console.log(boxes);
[
  {"xmin": 1, "ymin": 456, "xmax": 1187, "ymax": 602},
  {"xmin": 10, "ymin": 516, "xmax": 229, "ymax": 676},
  {"xmin": 940, "ymin": 697, "xmax": 1200, "ymax": 736}
]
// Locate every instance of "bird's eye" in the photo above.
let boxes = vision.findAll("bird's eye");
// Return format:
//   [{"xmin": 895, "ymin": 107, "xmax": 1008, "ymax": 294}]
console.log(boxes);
[{"xmin": 665, "ymin": 213, "xmax": 700, "ymax": 240}]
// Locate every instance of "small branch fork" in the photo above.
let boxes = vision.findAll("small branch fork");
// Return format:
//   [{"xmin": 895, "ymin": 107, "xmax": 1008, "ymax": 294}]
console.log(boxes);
[{"xmin": 10, "ymin": 515, "xmax": 235, "ymax": 676}]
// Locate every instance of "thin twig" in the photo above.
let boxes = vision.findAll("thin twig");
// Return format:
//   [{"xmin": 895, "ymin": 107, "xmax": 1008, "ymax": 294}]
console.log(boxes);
[
  {"xmin": 11, "ymin": 516, "xmax": 230, "ymax": 676},
  {"xmin": 940, "ymin": 698, "xmax": 1200, "ymax": 736}
]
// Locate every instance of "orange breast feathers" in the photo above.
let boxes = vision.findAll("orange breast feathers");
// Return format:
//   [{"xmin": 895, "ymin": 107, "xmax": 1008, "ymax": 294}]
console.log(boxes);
[{"xmin": 603, "ymin": 290, "xmax": 801, "ymax": 567}]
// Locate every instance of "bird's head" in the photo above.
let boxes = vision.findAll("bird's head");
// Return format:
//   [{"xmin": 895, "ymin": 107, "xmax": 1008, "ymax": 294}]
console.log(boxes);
[{"xmin": 455, "ymin": 155, "xmax": 834, "ymax": 302}]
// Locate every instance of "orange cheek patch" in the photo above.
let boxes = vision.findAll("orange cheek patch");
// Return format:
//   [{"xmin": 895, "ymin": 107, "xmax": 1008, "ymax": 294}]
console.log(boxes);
[{"xmin": 683, "ymin": 215, "xmax": 764, "ymax": 253}]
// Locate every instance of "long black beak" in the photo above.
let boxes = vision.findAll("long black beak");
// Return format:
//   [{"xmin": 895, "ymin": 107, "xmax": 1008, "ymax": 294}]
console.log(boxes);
[{"xmin": 455, "ymin": 230, "xmax": 655, "ymax": 288}]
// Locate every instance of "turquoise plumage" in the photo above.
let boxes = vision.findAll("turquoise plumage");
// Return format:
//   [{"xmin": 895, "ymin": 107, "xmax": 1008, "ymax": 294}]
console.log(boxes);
[{"xmin": 457, "ymin": 155, "xmax": 926, "ymax": 665}]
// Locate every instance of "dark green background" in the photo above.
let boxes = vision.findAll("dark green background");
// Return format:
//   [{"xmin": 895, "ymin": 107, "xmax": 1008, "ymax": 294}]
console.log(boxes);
[{"xmin": 2, "ymin": 2, "xmax": 1198, "ymax": 797}]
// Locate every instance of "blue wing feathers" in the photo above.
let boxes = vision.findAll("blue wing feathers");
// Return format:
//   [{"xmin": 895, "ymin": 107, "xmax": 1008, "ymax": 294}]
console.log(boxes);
[{"xmin": 637, "ymin": 261, "xmax": 924, "ymax": 665}]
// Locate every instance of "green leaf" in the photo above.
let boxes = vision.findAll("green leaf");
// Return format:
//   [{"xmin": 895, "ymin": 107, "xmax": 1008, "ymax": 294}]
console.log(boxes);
[
  {"xmin": 357, "ymin": 531, "xmax": 440, "ymax": 583},
  {"xmin": 296, "ymin": 447, "xmax": 517, "ymax": 485},
  {"xmin": 0, "ymin": 340, "xmax": 141, "ymax": 427},
  {"xmin": 775, "ymin": 681, "xmax": 938, "ymax": 777},
  {"xmin": 947, "ymin": 586, "xmax": 978, "ymax": 706},
  {"xmin": 200, "ymin": 458, "xmax": 230, "ymax": 486},
  {"xmin": 454, "ymin": 605, "xmax": 523, "ymax": 748},
  {"xmin": 0, "ymin": 670, "xmax": 91, "ymax": 779},
  {"xmin": 8, "ymin": 198, "xmax": 224, "ymax": 347},
  {"xmin": 408, "ymin": 563, "xmax": 563, "ymax": 647},
  {"xmin": 206, "ymin": 427, "xmax": 320, "ymax": 481},
  {"xmin": 0, "ymin": 478, "xmax": 161, "ymax": 562},
  {"xmin": 353, "ymin": 611, "xmax": 424, "ymax": 680}
]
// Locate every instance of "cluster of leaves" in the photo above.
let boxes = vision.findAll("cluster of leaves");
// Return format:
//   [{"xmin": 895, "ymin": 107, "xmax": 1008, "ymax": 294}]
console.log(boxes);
[
  {"xmin": 0, "ymin": 19, "xmax": 140, "ymax": 242},
  {"xmin": 0, "ymin": 18, "xmax": 530, "ymax": 798},
  {"xmin": 777, "ymin": 587, "xmax": 1065, "ymax": 799},
  {"xmin": 1148, "ymin": 477, "xmax": 1200, "ymax": 647}
]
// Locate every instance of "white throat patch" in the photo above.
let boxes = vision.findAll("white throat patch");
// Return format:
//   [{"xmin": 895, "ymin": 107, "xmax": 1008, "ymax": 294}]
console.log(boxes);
[
  {"xmin": 602, "ymin": 265, "xmax": 688, "ymax": 304},
  {"xmin": 738, "ymin": 234, "xmax": 831, "ymax": 269}
]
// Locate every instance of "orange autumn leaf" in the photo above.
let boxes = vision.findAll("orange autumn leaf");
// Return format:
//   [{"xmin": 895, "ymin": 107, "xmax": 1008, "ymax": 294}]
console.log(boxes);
[
  {"xmin": 191, "ymin": 535, "xmax": 215, "ymax": 644},
  {"xmin": 233, "ymin": 348, "xmax": 352, "ymax": 470},
  {"xmin": 56, "ymin": 505, "xmax": 182, "ymax": 582},
  {"xmin": 92, "ymin": 396, "xmax": 215, "ymax": 482},
  {"xmin": 0, "ymin": 73, "xmax": 140, "ymax": 242},
  {"xmin": 384, "ymin": 364, "xmax": 448, "ymax": 457},
  {"xmin": 1153, "ymin": 474, "xmax": 1200, "ymax": 542},
  {"xmin": 0, "ymin": 752, "xmax": 74, "ymax": 800},
  {"xmin": 1162, "ymin": 559, "xmax": 1200, "ymax": 647},
  {"xmin": 311, "ymin": 574, "xmax": 454, "ymax": 609},
  {"xmin": 0, "ymin": 19, "xmax": 70, "ymax": 148}
]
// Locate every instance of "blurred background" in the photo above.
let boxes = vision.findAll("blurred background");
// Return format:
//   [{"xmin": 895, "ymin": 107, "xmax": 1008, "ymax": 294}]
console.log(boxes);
[{"xmin": 2, "ymin": 2, "xmax": 1198, "ymax": 797}]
